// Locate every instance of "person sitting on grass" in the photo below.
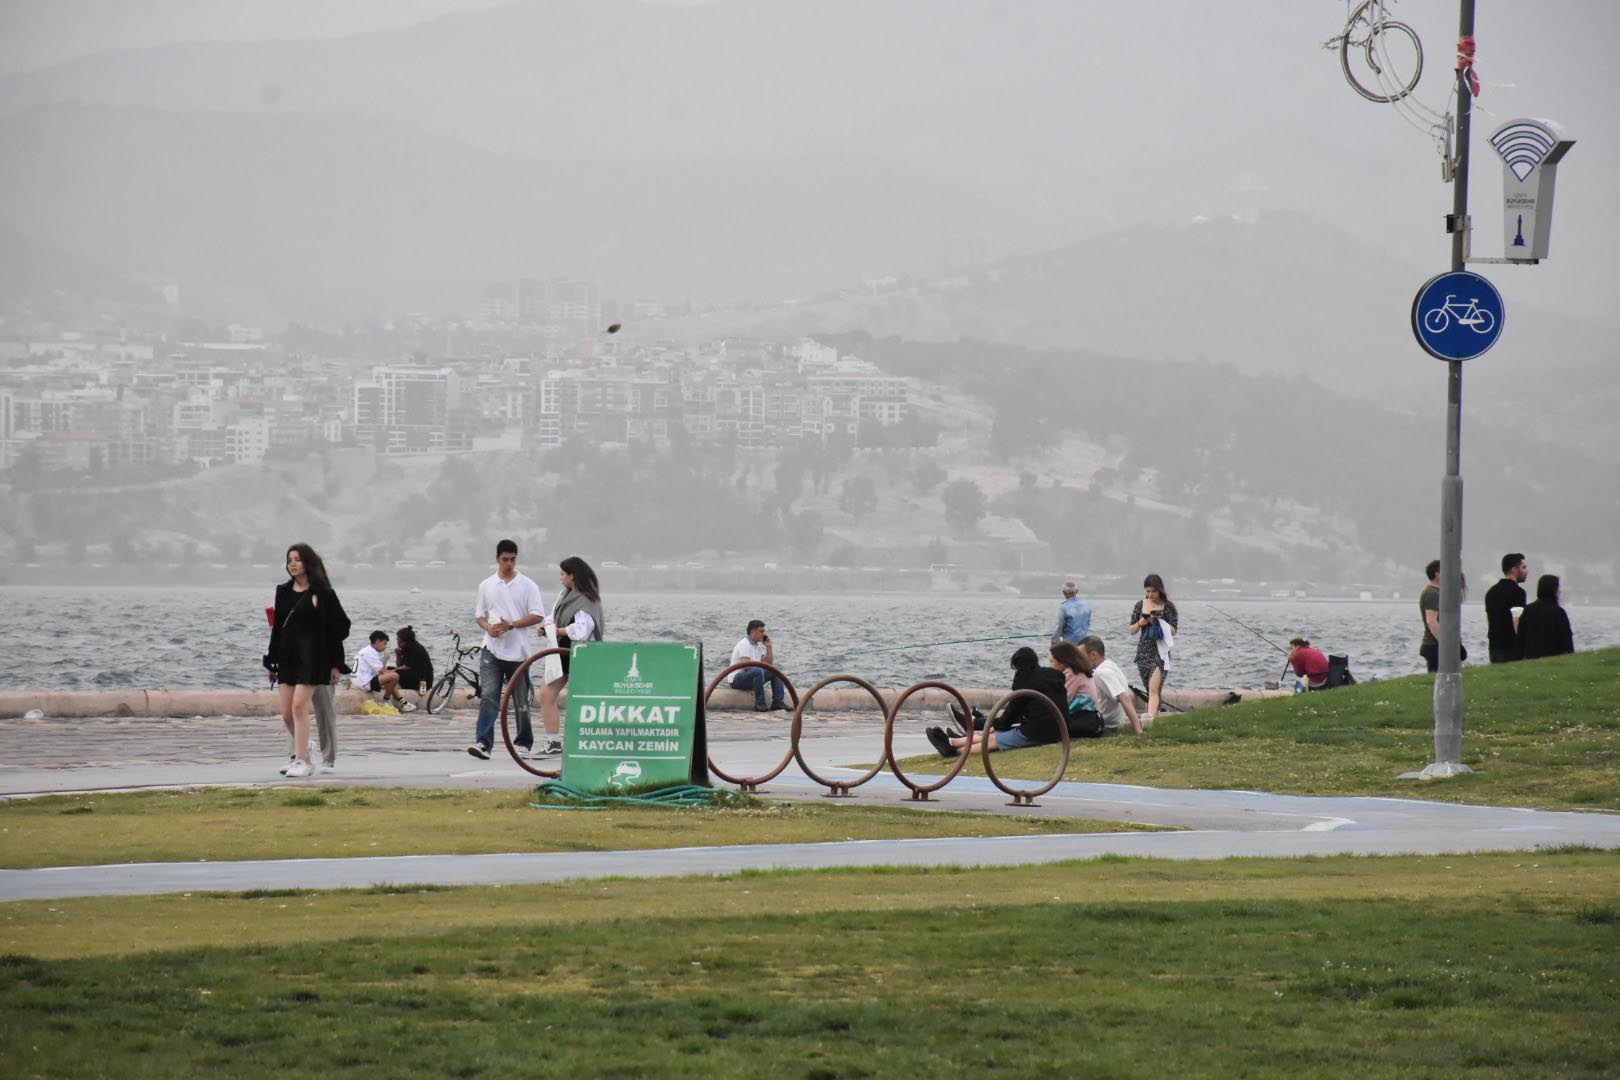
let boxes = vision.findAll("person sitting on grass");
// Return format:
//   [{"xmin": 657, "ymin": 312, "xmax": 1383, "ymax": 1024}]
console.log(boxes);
[
  {"xmin": 1078, "ymin": 635, "xmax": 1144, "ymax": 735},
  {"xmin": 1049, "ymin": 641, "xmax": 1104, "ymax": 738},
  {"xmin": 1287, "ymin": 637, "xmax": 1331, "ymax": 691},
  {"xmin": 353, "ymin": 630, "xmax": 411, "ymax": 711},
  {"xmin": 927, "ymin": 646, "xmax": 1067, "ymax": 758}
]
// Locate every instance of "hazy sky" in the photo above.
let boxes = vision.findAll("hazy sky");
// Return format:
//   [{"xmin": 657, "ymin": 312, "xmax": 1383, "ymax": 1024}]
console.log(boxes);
[
  {"xmin": 1, "ymin": 1, "xmax": 1614, "ymax": 319},
  {"xmin": 0, "ymin": 0, "xmax": 509, "ymax": 74}
]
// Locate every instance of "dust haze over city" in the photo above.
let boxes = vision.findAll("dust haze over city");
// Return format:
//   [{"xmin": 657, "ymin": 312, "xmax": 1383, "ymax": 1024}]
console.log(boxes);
[{"xmin": 1, "ymin": 0, "xmax": 1616, "ymax": 600}]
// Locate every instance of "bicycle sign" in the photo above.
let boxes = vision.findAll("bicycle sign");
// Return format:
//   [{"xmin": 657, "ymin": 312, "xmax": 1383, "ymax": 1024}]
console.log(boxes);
[{"xmin": 1412, "ymin": 270, "xmax": 1505, "ymax": 361}]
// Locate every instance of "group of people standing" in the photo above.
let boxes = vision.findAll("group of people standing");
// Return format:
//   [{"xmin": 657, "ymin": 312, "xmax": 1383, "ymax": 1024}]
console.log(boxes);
[
  {"xmin": 1421, "ymin": 552, "xmax": 1576, "ymax": 672},
  {"xmin": 465, "ymin": 540, "xmax": 604, "ymax": 762},
  {"xmin": 261, "ymin": 538, "xmax": 604, "ymax": 777}
]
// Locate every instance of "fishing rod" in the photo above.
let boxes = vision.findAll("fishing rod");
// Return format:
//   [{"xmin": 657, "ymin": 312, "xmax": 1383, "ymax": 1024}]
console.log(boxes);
[
  {"xmin": 1205, "ymin": 603, "xmax": 1291, "ymax": 656},
  {"xmin": 867, "ymin": 632, "xmax": 1050, "ymax": 655}
]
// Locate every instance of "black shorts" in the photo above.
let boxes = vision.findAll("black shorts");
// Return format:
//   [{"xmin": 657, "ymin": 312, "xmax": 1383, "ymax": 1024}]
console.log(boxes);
[{"xmin": 366, "ymin": 675, "xmax": 383, "ymax": 692}]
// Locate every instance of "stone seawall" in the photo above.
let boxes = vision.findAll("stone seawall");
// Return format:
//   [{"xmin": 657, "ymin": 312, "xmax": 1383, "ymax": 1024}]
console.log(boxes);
[{"xmin": 0, "ymin": 686, "xmax": 1287, "ymax": 719}]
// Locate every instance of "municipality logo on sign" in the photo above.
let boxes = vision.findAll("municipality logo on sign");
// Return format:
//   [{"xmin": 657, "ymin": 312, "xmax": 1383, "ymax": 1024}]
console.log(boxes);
[
  {"xmin": 614, "ymin": 651, "xmax": 653, "ymax": 692},
  {"xmin": 1490, "ymin": 120, "xmax": 1558, "ymax": 182}
]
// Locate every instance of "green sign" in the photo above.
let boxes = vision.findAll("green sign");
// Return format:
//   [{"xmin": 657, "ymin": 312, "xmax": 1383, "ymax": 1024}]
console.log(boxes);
[{"xmin": 563, "ymin": 642, "xmax": 707, "ymax": 793}]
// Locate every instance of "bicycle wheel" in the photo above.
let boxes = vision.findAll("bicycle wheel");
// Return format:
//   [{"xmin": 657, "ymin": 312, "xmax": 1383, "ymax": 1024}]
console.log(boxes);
[
  {"xmin": 1340, "ymin": 5, "xmax": 1423, "ymax": 103},
  {"xmin": 1423, "ymin": 307, "xmax": 1450, "ymax": 334},
  {"xmin": 426, "ymin": 671, "xmax": 458, "ymax": 714},
  {"xmin": 1468, "ymin": 309, "xmax": 1495, "ymax": 335}
]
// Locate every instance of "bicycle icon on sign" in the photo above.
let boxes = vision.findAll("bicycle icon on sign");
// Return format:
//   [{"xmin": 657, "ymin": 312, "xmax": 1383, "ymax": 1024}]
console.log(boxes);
[{"xmin": 1423, "ymin": 295, "xmax": 1496, "ymax": 335}]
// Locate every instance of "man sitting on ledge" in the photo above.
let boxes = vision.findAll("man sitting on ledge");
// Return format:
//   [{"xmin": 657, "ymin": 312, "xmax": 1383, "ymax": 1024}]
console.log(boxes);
[{"xmin": 725, "ymin": 620, "xmax": 788, "ymax": 712}]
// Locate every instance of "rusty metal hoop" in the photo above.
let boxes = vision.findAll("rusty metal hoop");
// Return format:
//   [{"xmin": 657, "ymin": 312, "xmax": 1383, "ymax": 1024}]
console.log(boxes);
[
  {"xmin": 703, "ymin": 660, "xmax": 800, "ymax": 792},
  {"xmin": 497, "ymin": 648, "xmax": 569, "ymax": 779},
  {"xmin": 883, "ymin": 680, "xmax": 975, "ymax": 800},
  {"xmin": 977, "ymin": 688, "xmax": 1072, "ymax": 806},
  {"xmin": 791, "ymin": 673, "xmax": 890, "ymax": 797}
]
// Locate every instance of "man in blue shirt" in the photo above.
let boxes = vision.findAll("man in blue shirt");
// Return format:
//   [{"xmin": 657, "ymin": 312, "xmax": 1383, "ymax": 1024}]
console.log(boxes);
[{"xmin": 1053, "ymin": 581, "xmax": 1092, "ymax": 646}]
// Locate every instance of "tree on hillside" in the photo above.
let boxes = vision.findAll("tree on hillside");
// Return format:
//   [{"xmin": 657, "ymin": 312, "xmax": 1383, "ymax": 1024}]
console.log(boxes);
[
  {"xmin": 839, "ymin": 475, "xmax": 878, "ymax": 520},
  {"xmin": 942, "ymin": 479, "xmax": 986, "ymax": 535},
  {"xmin": 774, "ymin": 455, "xmax": 805, "ymax": 514},
  {"xmin": 911, "ymin": 460, "xmax": 946, "ymax": 494}
]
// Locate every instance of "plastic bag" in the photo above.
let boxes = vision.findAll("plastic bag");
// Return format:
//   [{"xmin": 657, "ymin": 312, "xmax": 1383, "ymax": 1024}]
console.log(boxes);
[
  {"xmin": 360, "ymin": 699, "xmax": 401, "ymax": 715},
  {"xmin": 542, "ymin": 623, "xmax": 565, "ymax": 685}
]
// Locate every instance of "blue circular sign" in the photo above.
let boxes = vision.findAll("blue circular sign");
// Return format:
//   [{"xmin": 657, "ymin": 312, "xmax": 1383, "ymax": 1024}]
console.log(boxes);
[{"xmin": 1412, "ymin": 270, "xmax": 1504, "ymax": 360}]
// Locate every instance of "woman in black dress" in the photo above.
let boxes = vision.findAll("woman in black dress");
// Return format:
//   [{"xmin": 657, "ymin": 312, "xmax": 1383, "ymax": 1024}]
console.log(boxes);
[
  {"xmin": 264, "ymin": 543, "xmax": 350, "ymax": 777},
  {"xmin": 1516, "ymin": 574, "xmax": 1575, "ymax": 660},
  {"xmin": 1129, "ymin": 573, "xmax": 1179, "ymax": 724}
]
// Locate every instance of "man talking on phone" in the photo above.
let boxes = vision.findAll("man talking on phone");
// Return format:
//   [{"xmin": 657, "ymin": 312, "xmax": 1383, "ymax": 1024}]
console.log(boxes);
[{"xmin": 724, "ymin": 619, "xmax": 788, "ymax": 712}]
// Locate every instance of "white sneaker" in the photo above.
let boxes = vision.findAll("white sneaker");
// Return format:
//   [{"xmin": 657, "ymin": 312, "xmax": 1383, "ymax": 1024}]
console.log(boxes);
[
  {"xmin": 278, "ymin": 755, "xmax": 294, "ymax": 775},
  {"xmin": 285, "ymin": 759, "xmax": 312, "ymax": 778},
  {"xmin": 398, "ymin": 700, "xmax": 417, "ymax": 713}
]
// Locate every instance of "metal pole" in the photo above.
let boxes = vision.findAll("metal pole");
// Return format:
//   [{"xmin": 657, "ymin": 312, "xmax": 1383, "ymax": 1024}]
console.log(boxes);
[{"xmin": 1429, "ymin": 0, "xmax": 1476, "ymax": 776}]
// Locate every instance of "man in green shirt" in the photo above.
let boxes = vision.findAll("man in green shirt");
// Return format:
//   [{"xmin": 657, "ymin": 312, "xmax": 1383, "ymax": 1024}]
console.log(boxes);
[{"xmin": 1418, "ymin": 558, "xmax": 1467, "ymax": 673}]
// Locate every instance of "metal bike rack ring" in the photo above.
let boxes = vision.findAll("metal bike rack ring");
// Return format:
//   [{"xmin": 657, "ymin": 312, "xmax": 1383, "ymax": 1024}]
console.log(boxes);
[
  {"xmin": 703, "ymin": 660, "xmax": 800, "ymax": 792},
  {"xmin": 498, "ymin": 648, "xmax": 569, "ymax": 779},
  {"xmin": 977, "ymin": 689, "xmax": 1071, "ymax": 806},
  {"xmin": 791, "ymin": 673, "xmax": 890, "ymax": 798},
  {"xmin": 883, "ymin": 680, "xmax": 976, "ymax": 800}
]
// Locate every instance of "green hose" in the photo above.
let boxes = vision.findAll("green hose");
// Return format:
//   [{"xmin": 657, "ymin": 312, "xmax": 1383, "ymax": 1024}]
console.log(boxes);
[{"xmin": 528, "ymin": 781, "xmax": 740, "ymax": 810}]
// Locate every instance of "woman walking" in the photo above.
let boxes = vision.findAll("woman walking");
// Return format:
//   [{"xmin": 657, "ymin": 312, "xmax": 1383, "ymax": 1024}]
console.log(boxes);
[
  {"xmin": 263, "ymin": 543, "xmax": 350, "ymax": 777},
  {"xmin": 1128, "ymin": 573, "xmax": 1178, "ymax": 725},
  {"xmin": 538, "ymin": 556, "xmax": 605, "ymax": 756}
]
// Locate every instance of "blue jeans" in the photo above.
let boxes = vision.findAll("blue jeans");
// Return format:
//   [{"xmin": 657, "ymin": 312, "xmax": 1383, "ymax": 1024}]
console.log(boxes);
[
  {"xmin": 731, "ymin": 668, "xmax": 785, "ymax": 708},
  {"xmin": 994, "ymin": 727, "xmax": 1043, "ymax": 750},
  {"xmin": 475, "ymin": 648, "xmax": 532, "ymax": 750}
]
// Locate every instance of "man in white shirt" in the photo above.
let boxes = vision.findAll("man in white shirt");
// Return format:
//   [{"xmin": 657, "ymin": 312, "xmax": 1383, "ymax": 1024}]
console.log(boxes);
[
  {"xmin": 467, "ymin": 539, "xmax": 548, "ymax": 759},
  {"xmin": 353, "ymin": 630, "xmax": 412, "ymax": 711},
  {"xmin": 1079, "ymin": 635, "xmax": 1144, "ymax": 735},
  {"xmin": 724, "ymin": 620, "xmax": 788, "ymax": 712}
]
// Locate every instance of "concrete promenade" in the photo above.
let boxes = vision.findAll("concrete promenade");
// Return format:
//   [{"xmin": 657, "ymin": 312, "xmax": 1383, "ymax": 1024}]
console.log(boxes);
[{"xmin": 3, "ymin": 705, "xmax": 1618, "ymax": 901}]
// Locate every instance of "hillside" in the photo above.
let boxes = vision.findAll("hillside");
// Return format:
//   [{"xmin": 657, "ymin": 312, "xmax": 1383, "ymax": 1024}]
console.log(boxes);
[
  {"xmin": 4, "ymin": 338, "xmax": 1614, "ymax": 590},
  {"xmin": 0, "ymin": 102, "xmax": 1010, "ymax": 320}
]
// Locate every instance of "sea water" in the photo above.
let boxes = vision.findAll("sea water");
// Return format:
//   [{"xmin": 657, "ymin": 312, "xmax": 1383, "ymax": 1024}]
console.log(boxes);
[{"xmin": 2, "ymin": 585, "xmax": 1616, "ymax": 693}]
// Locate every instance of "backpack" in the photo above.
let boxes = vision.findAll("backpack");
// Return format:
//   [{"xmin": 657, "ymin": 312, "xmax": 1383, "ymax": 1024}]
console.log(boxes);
[{"xmin": 1327, "ymin": 654, "xmax": 1356, "ymax": 688}]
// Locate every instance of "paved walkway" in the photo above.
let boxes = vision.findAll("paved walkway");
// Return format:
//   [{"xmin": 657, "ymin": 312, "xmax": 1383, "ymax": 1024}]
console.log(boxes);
[{"xmin": 3, "ymin": 708, "xmax": 1618, "ymax": 901}]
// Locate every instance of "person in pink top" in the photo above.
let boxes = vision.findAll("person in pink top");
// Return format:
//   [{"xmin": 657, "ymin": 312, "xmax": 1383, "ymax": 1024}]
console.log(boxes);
[
  {"xmin": 1287, "ymin": 638, "xmax": 1331, "ymax": 691},
  {"xmin": 1049, "ymin": 642, "xmax": 1104, "ymax": 739}
]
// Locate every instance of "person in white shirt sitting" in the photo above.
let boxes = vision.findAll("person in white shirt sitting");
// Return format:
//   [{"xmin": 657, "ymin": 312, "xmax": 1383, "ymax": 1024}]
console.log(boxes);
[
  {"xmin": 353, "ymin": 630, "xmax": 412, "ymax": 711},
  {"xmin": 1078, "ymin": 635, "xmax": 1144, "ymax": 734},
  {"xmin": 724, "ymin": 620, "xmax": 787, "ymax": 712}
]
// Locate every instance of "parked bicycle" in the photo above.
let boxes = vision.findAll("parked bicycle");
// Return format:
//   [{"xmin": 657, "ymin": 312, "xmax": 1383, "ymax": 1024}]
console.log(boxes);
[{"xmin": 426, "ymin": 631, "xmax": 483, "ymax": 714}]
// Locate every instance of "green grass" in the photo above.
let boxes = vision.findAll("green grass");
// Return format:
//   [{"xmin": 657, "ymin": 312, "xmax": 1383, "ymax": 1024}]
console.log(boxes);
[
  {"xmin": 2, "ymin": 850, "xmax": 1617, "ymax": 1077},
  {"xmin": 0, "ymin": 786, "xmax": 1159, "ymax": 869},
  {"xmin": 896, "ymin": 648, "xmax": 1620, "ymax": 810}
]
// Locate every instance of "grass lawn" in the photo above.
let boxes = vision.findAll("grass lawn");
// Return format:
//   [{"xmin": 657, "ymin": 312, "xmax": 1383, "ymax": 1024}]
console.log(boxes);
[
  {"xmin": 896, "ymin": 648, "xmax": 1620, "ymax": 811},
  {"xmin": 0, "ymin": 787, "xmax": 1160, "ymax": 869},
  {"xmin": 3, "ymin": 850, "xmax": 1617, "ymax": 1077}
]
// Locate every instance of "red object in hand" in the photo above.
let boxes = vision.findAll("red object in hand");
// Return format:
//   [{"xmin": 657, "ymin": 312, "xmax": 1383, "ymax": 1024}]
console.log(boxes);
[{"xmin": 265, "ymin": 606, "xmax": 277, "ymax": 684}]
